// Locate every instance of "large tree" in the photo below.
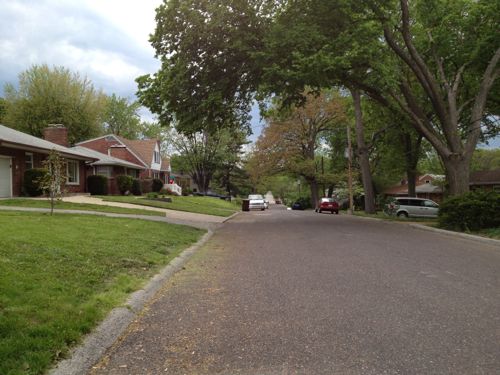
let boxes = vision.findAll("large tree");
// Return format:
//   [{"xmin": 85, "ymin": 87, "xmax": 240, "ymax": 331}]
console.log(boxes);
[
  {"xmin": 3, "ymin": 64, "xmax": 107, "ymax": 144},
  {"xmin": 102, "ymin": 94, "xmax": 142, "ymax": 139}
]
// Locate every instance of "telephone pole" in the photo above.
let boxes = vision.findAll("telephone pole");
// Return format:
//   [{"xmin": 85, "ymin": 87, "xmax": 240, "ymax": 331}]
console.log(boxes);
[{"xmin": 346, "ymin": 123, "xmax": 354, "ymax": 215}]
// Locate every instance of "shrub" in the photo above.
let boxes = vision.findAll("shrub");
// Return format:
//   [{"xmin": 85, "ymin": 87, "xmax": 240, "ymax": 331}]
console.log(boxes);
[
  {"xmin": 87, "ymin": 175, "xmax": 108, "ymax": 195},
  {"xmin": 182, "ymin": 187, "xmax": 192, "ymax": 196},
  {"xmin": 152, "ymin": 178, "xmax": 163, "ymax": 192},
  {"xmin": 23, "ymin": 168, "xmax": 47, "ymax": 196},
  {"xmin": 160, "ymin": 187, "xmax": 174, "ymax": 195},
  {"xmin": 116, "ymin": 175, "xmax": 134, "ymax": 195},
  {"xmin": 131, "ymin": 179, "xmax": 142, "ymax": 196},
  {"xmin": 438, "ymin": 190, "xmax": 500, "ymax": 231},
  {"xmin": 140, "ymin": 178, "xmax": 153, "ymax": 194},
  {"xmin": 146, "ymin": 192, "xmax": 158, "ymax": 199}
]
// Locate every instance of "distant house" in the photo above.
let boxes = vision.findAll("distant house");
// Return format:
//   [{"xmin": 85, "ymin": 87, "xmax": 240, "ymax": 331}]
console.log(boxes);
[
  {"xmin": 71, "ymin": 146, "xmax": 144, "ymax": 195},
  {"xmin": 0, "ymin": 124, "xmax": 95, "ymax": 198},
  {"xmin": 76, "ymin": 135, "xmax": 166, "ymax": 180},
  {"xmin": 469, "ymin": 169, "xmax": 500, "ymax": 192},
  {"xmin": 383, "ymin": 174, "xmax": 445, "ymax": 202}
]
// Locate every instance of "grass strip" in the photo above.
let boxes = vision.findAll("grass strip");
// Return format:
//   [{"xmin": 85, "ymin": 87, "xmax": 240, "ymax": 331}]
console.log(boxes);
[
  {"xmin": 0, "ymin": 198, "xmax": 164, "ymax": 217},
  {"xmin": 0, "ymin": 211, "xmax": 204, "ymax": 375},
  {"xmin": 99, "ymin": 195, "xmax": 239, "ymax": 217}
]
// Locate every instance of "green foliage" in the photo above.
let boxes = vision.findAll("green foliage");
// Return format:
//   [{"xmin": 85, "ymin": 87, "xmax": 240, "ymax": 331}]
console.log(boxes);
[
  {"xmin": 0, "ymin": 97, "xmax": 6, "ymax": 123},
  {"xmin": 116, "ymin": 175, "xmax": 134, "ymax": 195},
  {"xmin": 2, "ymin": 64, "xmax": 107, "ymax": 144},
  {"xmin": 471, "ymin": 148, "xmax": 500, "ymax": 171},
  {"xmin": 103, "ymin": 94, "xmax": 142, "ymax": 139},
  {"xmin": 87, "ymin": 175, "xmax": 108, "ymax": 195},
  {"xmin": 438, "ymin": 190, "xmax": 500, "ymax": 231},
  {"xmin": 140, "ymin": 178, "xmax": 153, "ymax": 194},
  {"xmin": 146, "ymin": 192, "xmax": 159, "ymax": 199},
  {"xmin": 131, "ymin": 179, "xmax": 142, "ymax": 196},
  {"xmin": 152, "ymin": 178, "xmax": 163, "ymax": 192},
  {"xmin": 23, "ymin": 168, "xmax": 47, "ymax": 197}
]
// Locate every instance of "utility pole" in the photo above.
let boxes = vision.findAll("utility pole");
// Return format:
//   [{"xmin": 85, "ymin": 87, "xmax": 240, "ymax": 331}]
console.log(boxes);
[{"xmin": 346, "ymin": 123, "xmax": 354, "ymax": 215}]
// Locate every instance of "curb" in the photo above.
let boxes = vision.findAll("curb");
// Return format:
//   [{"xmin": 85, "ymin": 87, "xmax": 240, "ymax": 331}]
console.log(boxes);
[
  {"xmin": 222, "ymin": 211, "xmax": 240, "ymax": 223},
  {"xmin": 49, "ymin": 230, "xmax": 214, "ymax": 375},
  {"xmin": 347, "ymin": 213, "xmax": 500, "ymax": 247}
]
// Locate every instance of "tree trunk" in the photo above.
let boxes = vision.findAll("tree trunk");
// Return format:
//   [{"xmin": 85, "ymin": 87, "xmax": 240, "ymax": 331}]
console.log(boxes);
[
  {"xmin": 402, "ymin": 132, "xmax": 422, "ymax": 197},
  {"xmin": 350, "ymin": 88, "xmax": 376, "ymax": 213},
  {"xmin": 442, "ymin": 155, "xmax": 470, "ymax": 196},
  {"xmin": 308, "ymin": 178, "xmax": 319, "ymax": 209}
]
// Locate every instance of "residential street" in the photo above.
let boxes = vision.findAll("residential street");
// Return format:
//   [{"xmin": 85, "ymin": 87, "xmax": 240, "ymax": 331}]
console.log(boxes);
[{"xmin": 91, "ymin": 206, "xmax": 500, "ymax": 375}]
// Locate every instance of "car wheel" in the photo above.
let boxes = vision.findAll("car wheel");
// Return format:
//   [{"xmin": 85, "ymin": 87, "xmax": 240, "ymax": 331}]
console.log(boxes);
[
  {"xmin": 318, "ymin": 209, "xmax": 322, "ymax": 213},
  {"xmin": 397, "ymin": 211, "xmax": 408, "ymax": 218},
  {"xmin": 335, "ymin": 210, "xmax": 339, "ymax": 214}
]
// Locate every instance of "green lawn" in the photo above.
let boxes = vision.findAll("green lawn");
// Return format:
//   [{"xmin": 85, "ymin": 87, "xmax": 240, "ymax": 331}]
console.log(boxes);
[
  {"xmin": 0, "ymin": 211, "xmax": 204, "ymax": 375},
  {"xmin": 0, "ymin": 198, "xmax": 164, "ymax": 217},
  {"xmin": 99, "ymin": 195, "xmax": 240, "ymax": 217}
]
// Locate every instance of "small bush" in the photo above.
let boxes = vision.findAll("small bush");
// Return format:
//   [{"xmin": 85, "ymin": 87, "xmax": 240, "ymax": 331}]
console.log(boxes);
[
  {"xmin": 87, "ymin": 175, "xmax": 108, "ymax": 195},
  {"xmin": 182, "ymin": 187, "xmax": 192, "ymax": 196},
  {"xmin": 131, "ymin": 179, "xmax": 142, "ymax": 196},
  {"xmin": 160, "ymin": 187, "xmax": 174, "ymax": 195},
  {"xmin": 438, "ymin": 190, "xmax": 500, "ymax": 231},
  {"xmin": 140, "ymin": 178, "xmax": 153, "ymax": 194},
  {"xmin": 146, "ymin": 192, "xmax": 158, "ymax": 199},
  {"xmin": 152, "ymin": 178, "xmax": 163, "ymax": 192},
  {"xmin": 23, "ymin": 168, "xmax": 47, "ymax": 196},
  {"xmin": 116, "ymin": 175, "xmax": 134, "ymax": 195}
]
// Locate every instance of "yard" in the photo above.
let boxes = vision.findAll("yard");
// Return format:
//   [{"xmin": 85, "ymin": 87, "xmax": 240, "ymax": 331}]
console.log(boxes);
[
  {"xmin": 0, "ymin": 211, "xmax": 204, "ymax": 375},
  {"xmin": 99, "ymin": 195, "xmax": 240, "ymax": 217},
  {"xmin": 0, "ymin": 198, "xmax": 164, "ymax": 217}
]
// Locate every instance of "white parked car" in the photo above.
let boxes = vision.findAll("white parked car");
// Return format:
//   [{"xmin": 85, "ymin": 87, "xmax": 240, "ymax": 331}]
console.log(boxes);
[
  {"xmin": 385, "ymin": 197, "xmax": 439, "ymax": 218},
  {"xmin": 248, "ymin": 194, "xmax": 266, "ymax": 210}
]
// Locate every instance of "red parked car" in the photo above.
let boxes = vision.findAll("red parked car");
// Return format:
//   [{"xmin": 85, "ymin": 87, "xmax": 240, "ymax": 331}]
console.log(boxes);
[{"xmin": 316, "ymin": 197, "xmax": 339, "ymax": 214}]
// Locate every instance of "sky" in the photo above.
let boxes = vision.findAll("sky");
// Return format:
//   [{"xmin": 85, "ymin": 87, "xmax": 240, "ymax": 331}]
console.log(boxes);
[{"xmin": 0, "ymin": 0, "xmax": 264, "ymax": 140}]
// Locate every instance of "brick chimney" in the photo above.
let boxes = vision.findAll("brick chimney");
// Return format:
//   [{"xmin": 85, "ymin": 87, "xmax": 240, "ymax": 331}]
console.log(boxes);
[
  {"xmin": 108, "ymin": 145, "xmax": 128, "ymax": 160},
  {"xmin": 43, "ymin": 124, "xmax": 68, "ymax": 147}
]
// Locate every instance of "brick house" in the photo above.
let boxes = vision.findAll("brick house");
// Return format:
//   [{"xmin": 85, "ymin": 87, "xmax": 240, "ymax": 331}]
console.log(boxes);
[
  {"xmin": 469, "ymin": 169, "xmax": 500, "ymax": 192},
  {"xmin": 383, "ymin": 174, "xmax": 445, "ymax": 202},
  {"xmin": 71, "ymin": 146, "xmax": 145, "ymax": 195},
  {"xmin": 75, "ymin": 135, "xmax": 168, "ymax": 180},
  {"xmin": 0, "ymin": 124, "xmax": 95, "ymax": 198}
]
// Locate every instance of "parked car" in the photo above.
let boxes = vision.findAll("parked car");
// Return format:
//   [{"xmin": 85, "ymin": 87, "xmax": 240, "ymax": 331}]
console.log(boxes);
[
  {"xmin": 315, "ymin": 197, "xmax": 339, "ymax": 214},
  {"xmin": 385, "ymin": 197, "xmax": 439, "ymax": 218},
  {"xmin": 248, "ymin": 194, "xmax": 266, "ymax": 210},
  {"xmin": 291, "ymin": 201, "xmax": 304, "ymax": 210}
]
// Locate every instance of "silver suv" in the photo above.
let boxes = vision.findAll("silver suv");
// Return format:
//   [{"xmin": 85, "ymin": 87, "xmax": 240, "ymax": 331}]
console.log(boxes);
[{"xmin": 385, "ymin": 197, "xmax": 439, "ymax": 218}]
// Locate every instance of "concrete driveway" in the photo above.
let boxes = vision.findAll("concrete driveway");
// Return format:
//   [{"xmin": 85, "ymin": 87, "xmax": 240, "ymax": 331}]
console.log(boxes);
[{"xmin": 89, "ymin": 205, "xmax": 500, "ymax": 374}]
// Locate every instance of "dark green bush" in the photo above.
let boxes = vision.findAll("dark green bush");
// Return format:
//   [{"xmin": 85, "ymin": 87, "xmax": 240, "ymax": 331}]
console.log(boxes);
[
  {"xmin": 23, "ymin": 168, "xmax": 47, "ymax": 196},
  {"xmin": 116, "ymin": 175, "xmax": 134, "ymax": 195},
  {"xmin": 438, "ymin": 190, "xmax": 500, "ymax": 231},
  {"xmin": 131, "ymin": 179, "xmax": 142, "ymax": 196},
  {"xmin": 87, "ymin": 175, "xmax": 108, "ymax": 195},
  {"xmin": 140, "ymin": 178, "xmax": 153, "ymax": 193},
  {"xmin": 152, "ymin": 178, "xmax": 163, "ymax": 192}
]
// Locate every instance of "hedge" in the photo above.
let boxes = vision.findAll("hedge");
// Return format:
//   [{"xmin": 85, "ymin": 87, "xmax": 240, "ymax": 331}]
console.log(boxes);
[
  {"xmin": 152, "ymin": 178, "xmax": 163, "ymax": 192},
  {"xmin": 131, "ymin": 179, "xmax": 142, "ymax": 196},
  {"xmin": 116, "ymin": 175, "xmax": 134, "ymax": 195},
  {"xmin": 87, "ymin": 175, "xmax": 108, "ymax": 195},
  {"xmin": 438, "ymin": 190, "xmax": 500, "ymax": 231},
  {"xmin": 23, "ymin": 168, "xmax": 47, "ymax": 196}
]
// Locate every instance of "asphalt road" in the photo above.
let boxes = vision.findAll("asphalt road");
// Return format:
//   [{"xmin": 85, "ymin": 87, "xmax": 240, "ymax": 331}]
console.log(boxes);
[{"xmin": 91, "ymin": 206, "xmax": 500, "ymax": 375}]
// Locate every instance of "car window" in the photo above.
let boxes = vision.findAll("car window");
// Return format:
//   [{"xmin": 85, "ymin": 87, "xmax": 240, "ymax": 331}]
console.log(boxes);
[
  {"xmin": 321, "ymin": 198, "xmax": 333, "ymax": 203},
  {"xmin": 397, "ymin": 199, "xmax": 409, "ymax": 205},
  {"xmin": 248, "ymin": 195, "xmax": 263, "ymax": 200},
  {"xmin": 424, "ymin": 200, "xmax": 438, "ymax": 207},
  {"xmin": 408, "ymin": 199, "xmax": 423, "ymax": 206}
]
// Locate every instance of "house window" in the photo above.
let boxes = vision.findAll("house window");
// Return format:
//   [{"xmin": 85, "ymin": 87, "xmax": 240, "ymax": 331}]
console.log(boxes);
[
  {"xmin": 153, "ymin": 151, "xmax": 161, "ymax": 164},
  {"xmin": 67, "ymin": 160, "xmax": 79, "ymax": 185},
  {"xmin": 127, "ymin": 169, "xmax": 139, "ymax": 178},
  {"xmin": 25, "ymin": 153, "xmax": 34, "ymax": 170},
  {"xmin": 153, "ymin": 172, "xmax": 159, "ymax": 179},
  {"xmin": 96, "ymin": 166, "xmax": 112, "ymax": 178}
]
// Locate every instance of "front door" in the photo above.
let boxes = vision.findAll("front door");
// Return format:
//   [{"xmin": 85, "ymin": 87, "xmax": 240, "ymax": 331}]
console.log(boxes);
[{"xmin": 0, "ymin": 157, "xmax": 12, "ymax": 198}]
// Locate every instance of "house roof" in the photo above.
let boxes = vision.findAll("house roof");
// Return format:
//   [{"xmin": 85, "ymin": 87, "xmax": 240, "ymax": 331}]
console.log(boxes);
[
  {"xmin": 469, "ymin": 169, "xmax": 500, "ymax": 185},
  {"xmin": 71, "ymin": 146, "xmax": 145, "ymax": 169},
  {"xmin": 161, "ymin": 158, "xmax": 170, "ymax": 172},
  {"xmin": 384, "ymin": 174, "xmax": 444, "ymax": 195},
  {"xmin": 116, "ymin": 136, "xmax": 158, "ymax": 166},
  {"xmin": 0, "ymin": 124, "xmax": 95, "ymax": 160}
]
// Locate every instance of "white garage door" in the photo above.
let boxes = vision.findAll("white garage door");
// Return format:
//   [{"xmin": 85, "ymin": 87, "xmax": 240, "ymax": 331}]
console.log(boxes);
[{"xmin": 0, "ymin": 157, "xmax": 12, "ymax": 198}]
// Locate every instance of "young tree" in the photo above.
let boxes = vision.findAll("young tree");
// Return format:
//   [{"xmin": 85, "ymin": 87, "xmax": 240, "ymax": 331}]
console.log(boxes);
[
  {"xmin": 3, "ymin": 65, "xmax": 107, "ymax": 144},
  {"xmin": 103, "ymin": 94, "xmax": 142, "ymax": 139},
  {"xmin": 38, "ymin": 150, "xmax": 67, "ymax": 215}
]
